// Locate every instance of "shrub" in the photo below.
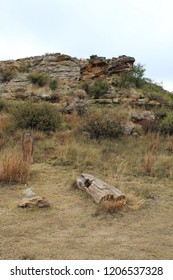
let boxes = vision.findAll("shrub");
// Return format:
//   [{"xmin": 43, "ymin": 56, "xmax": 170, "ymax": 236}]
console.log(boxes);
[
  {"xmin": 82, "ymin": 108, "xmax": 125, "ymax": 140},
  {"xmin": 88, "ymin": 79, "xmax": 109, "ymax": 98},
  {"xmin": 146, "ymin": 90, "xmax": 173, "ymax": 106},
  {"xmin": 117, "ymin": 63, "xmax": 146, "ymax": 89},
  {"xmin": 0, "ymin": 98, "xmax": 6, "ymax": 111},
  {"xmin": 28, "ymin": 72, "xmax": 49, "ymax": 87},
  {"xmin": 141, "ymin": 119, "xmax": 157, "ymax": 133},
  {"xmin": 18, "ymin": 62, "xmax": 31, "ymax": 73},
  {"xmin": 159, "ymin": 113, "xmax": 173, "ymax": 135},
  {"xmin": 11, "ymin": 101, "xmax": 62, "ymax": 131},
  {"xmin": 49, "ymin": 79, "xmax": 58, "ymax": 91},
  {"xmin": 0, "ymin": 69, "xmax": 16, "ymax": 82},
  {"xmin": 79, "ymin": 81, "xmax": 90, "ymax": 94}
]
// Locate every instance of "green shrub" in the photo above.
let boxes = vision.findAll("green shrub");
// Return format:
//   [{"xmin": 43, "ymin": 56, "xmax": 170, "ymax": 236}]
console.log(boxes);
[
  {"xmin": 88, "ymin": 79, "xmax": 109, "ymax": 98},
  {"xmin": 79, "ymin": 81, "xmax": 90, "ymax": 94},
  {"xmin": 82, "ymin": 108, "xmax": 125, "ymax": 140},
  {"xmin": 0, "ymin": 98, "xmax": 6, "ymax": 111},
  {"xmin": 11, "ymin": 101, "xmax": 62, "ymax": 131},
  {"xmin": 159, "ymin": 113, "xmax": 173, "ymax": 135},
  {"xmin": 117, "ymin": 63, "xmax": 146, "ymax": 89},
  {"xmin": 28, "ymin": 72, "xmax": 49, "ymax": 87},
  {"xmin": 18, "ymin": 62, "xmax": 31, "ymax": 73},
  {"xmin": 0, "ymin": 69, "xmax": 16, "ymax": 82},
  {"xmin": 49, "ymin": 79, "xmax": 58, "ymax": 91}
]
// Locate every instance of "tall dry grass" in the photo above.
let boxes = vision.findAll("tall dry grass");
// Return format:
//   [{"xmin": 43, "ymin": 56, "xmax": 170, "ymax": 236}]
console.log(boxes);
[
  {"xmin": 143, "ymin": 133, "xmax": 160, "ymax": 176},
  {"xmin": 0, "ymin": 114, "xmax": 9, "ymax": 130},
  {"xmin": 0, "ymin": 149, "xmax": 30, "ymax": 184}
]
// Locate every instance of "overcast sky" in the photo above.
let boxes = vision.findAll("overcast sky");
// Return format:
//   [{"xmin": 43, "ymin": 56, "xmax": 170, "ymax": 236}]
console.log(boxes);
[{"xmin": 0, "ymin": 0, "xmax": 173, "ymax": 91}]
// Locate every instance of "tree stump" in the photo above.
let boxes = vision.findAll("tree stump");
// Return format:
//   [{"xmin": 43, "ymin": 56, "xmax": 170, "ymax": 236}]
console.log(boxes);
[{"xmin": 76, "ymin": 173, "xmax": 126, "ymax": 204}]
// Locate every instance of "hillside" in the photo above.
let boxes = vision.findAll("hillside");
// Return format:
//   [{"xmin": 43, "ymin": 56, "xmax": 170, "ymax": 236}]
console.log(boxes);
[
  {"xmin": 0, "ymin": 53, "xmax": 173, "ymax": 260},
  {"xmin": 0, "ymin": 53, "xmax": 134, "ymax": 98}
]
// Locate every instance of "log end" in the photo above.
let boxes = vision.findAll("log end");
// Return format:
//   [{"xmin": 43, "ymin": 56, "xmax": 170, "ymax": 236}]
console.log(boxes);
[{"xmin": 76, "ymin": 173, "xmax": 127, "ymax": 206}]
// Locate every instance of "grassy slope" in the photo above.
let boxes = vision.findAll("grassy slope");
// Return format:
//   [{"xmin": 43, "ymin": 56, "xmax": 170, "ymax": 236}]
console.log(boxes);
[
  {"xmin": 0, "ymin": 69, "xmax": 173, "ymax": 259},
  {"xmin": 0, "ymin": 128, "xmax": 173, "ymax": 260}
]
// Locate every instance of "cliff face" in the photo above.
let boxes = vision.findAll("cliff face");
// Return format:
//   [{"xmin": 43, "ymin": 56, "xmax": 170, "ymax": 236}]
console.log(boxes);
[{"xmin": 0, "ymin": 53, "xmax": 135, "ymax": 96}]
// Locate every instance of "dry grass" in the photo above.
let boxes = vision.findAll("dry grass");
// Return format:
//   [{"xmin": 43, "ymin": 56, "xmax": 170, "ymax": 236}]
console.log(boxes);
[
  {"xmin": 0, "ymin": 114, "xmax": 9, "ymax": 131},
  {"xmin": 166, "ymin": 136, "xmax": 173, "ymax": 152},
  {"xmin": 99, "ymin": 199, "xmax": 127, "ymax": 214},
  {"xmin": 0, "ymin": 163, "xmax": 173, "ymax": 260},
  {"xmin": 0, "ymin": 149, "xmax": 30, "ymax": 184},
  {"xmin": 33, "ymin": 131, "xmax": 45, "ymax": 142},
  {"xmin": 143, "ymin": 133, "xmax": 161, "ymax": 177},
  {"xmin": 126, "ymin": 193, "xmax": 145, "ymax": 210},
  {"xmin": 144, "ymin": 151, "xmax": 156, "ymax": 176},
  {"xmin": 0, "ymin": 105, "xmax": 173, "ymax": 260}
]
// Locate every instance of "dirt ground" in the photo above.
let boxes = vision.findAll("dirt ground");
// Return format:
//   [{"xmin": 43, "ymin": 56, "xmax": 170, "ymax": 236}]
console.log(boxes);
[{"xmin": 0, "ymin": 163, "xmax": 173, "ymax": 260}]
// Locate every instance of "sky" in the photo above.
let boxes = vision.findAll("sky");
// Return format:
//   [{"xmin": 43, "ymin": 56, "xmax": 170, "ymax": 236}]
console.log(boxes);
[{"xmin": 0, "ymin": 0, "xmax": 173, "ymax": 91}]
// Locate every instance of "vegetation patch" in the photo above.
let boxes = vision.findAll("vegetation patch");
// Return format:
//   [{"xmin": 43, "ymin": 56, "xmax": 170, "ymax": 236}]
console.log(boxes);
[
  {"xmin": 11, "ymin": 101, "xmax": 62, "ymax": 131},
  {"xmin": 81, "ymin": 107, "xmax": 126, "ymax": 140},
  {"xmin": 81, "ymin": 79, "xmax": 109, "ymax": 98},
  {"xmin": 0, "ymin": 149, "xmax": 30, "ymax": 184},
  {"xmin": 0, "ymin": 69, "xmax": 16, "ymax": 83}
]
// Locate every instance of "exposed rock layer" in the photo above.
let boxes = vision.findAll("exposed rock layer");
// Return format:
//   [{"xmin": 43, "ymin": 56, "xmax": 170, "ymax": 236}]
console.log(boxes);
[{"xmin": 0, "ymin": 53, "xmax": 135, "ymax": 95}]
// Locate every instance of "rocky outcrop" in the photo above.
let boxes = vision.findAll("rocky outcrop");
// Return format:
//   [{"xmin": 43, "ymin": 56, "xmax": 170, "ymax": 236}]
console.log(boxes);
[
  {"xmin": 131, "ymin": 111, "xmax": 155, "ymax": 123},
  {"xmin": 80, "ymin": 55, "xmax": 135, "ymax": 80},
  {"xmin": 0, "ymin": 53, "xmax": 135, "ymax": 96}
]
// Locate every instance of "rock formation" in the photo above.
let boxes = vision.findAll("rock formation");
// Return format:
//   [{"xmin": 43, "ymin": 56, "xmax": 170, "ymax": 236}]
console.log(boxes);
[{"xmin": 0, "ymin": 53, "xmax": 135, "ymax": 96}]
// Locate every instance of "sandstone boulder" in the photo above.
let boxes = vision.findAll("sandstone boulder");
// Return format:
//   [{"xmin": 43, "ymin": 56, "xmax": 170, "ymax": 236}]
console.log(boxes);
[{"xmin": 18, "ymin": 196, "xmax": 50, "ymax": 208}]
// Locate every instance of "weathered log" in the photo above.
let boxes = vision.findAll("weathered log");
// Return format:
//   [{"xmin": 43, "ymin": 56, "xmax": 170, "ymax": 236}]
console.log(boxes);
[{"xmin": 76, "ymin": 173, "xmax": 126, "ymax": 204}]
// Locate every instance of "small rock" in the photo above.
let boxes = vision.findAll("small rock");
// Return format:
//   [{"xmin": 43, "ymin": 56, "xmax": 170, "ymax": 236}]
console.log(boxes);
[
  {"xmin": 18, "ymin": 196, "xmax": 50, "ymax": 208},
  {"xmin": 23, "ymin": 187, "xmax": 36, "ymax": 198},
  {"xmin": 131, "ymin": 111, "xmax": 155, "ymax": 122}
]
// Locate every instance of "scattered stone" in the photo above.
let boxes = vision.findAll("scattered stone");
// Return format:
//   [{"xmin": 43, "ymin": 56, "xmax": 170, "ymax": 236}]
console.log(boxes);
[
  {"xmin": 18, "ymin": 196, "xmax": 50, "ymax": 208},
  {"xmin": 123, "ymin": 121, "xmax": 135, "ymax": 135},
  {"xmin": 131, "ymin": 111, "xmax": 155, "ymax": 123},
  {"xmin": 23, "ymin": 187, "xmax": 36, "ymax": 198},
  {"xmin": 61, "ymin": 97, "xmax": 90, "ymax": 114}
]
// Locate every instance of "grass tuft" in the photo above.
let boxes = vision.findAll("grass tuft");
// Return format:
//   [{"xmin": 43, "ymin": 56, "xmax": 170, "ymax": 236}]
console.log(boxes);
[{"xmin": 0, "ymin": 150, "xmax": 30, "ymax": 184}]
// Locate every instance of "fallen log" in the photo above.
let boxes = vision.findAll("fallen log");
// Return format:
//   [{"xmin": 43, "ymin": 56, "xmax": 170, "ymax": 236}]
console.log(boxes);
[{"xmin": 76, "ymin": 173, "xmax": 126, "ymax": 204}]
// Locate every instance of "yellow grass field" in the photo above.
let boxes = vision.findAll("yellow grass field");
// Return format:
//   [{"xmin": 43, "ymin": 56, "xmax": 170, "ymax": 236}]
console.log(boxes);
[{"xmin": 0, "ymin": 130, "xmax": 173, "ymax": 260}]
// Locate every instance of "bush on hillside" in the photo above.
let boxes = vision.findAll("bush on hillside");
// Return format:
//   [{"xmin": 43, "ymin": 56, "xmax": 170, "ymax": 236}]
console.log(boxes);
[
  {"xmin": 49, "ymin": 79, "xmax": 58, "ymax": 91},
  {"xmin": 87, "ymin": 79, "xmax": 109, "ymax": 98},
  {"xmin": 159, "ymin": 113, "xmax": 173, "ymax": 135},
  {"xmin": 82, "ymin": 108, "xmax": 125, "ymax": 140},
  {"xmin": 18, "ymin": 62, "xmax": 31, "ymax": 73},
  {"xmin": 11, "ymin": 101, "xmax": 62, "ymax": 131},
  {"xmin": 117, "ymin": 63, "xmax": 146, "ymax": 89},
  {"xmin": 0, "ymin": 69, "xmax": 16, "ymax": 83},
  {"xmin": 146, "ymin": 90, "xmax": 173, "ymax": 106},
  {"xmin": 28, "ymin": 72, "xmax": 49, "ymax": 87},
  {"xmin": 0, "ymin": 98, "xmax": 6, "ymax": 111}
]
